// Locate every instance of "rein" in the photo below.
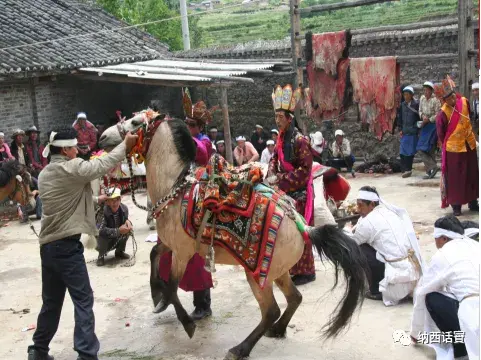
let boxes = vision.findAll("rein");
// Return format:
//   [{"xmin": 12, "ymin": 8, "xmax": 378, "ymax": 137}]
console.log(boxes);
[{"xmin": 116, "ymin": 112, "xmax": 194, "ymax": 218}]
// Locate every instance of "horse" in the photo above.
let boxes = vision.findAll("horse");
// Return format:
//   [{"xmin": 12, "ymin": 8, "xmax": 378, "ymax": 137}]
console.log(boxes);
[
  {"xmin": 0, "ymin": 160, "xmax": 35, "ymax": 208},
  {"xmin": 99, "ymin": 115, "xmax": 369, "ymax": 360}
]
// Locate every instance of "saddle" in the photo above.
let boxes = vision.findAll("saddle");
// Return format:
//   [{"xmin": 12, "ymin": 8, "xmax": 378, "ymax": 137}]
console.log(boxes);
[{"xmin": 181, "ymin": 155, "xmax": 307, "ymax": 288}]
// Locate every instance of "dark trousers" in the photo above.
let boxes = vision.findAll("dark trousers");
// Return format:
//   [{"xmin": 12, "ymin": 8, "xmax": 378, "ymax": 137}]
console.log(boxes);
[
  {"xmin": 425, "ymin": 292, "xmax": 467, "ymax": 358},
  {"xmin": 29, "ymin": 236, "xmax": 99, "ymax": 360},
  {"xmin": 329, "ymin": 155, "xmax": 355, "ymax": 171},
  {"xmin": 96, "ymin": 235, "xmax": 128, "ymax": 257},
  {"xmin": 452, "ymin": 199, "xmax": 479, "ymax": 212},
  {"xmin": 360, "ymin": 244, "xmax": 385, "ymax": 294},
  {"xmin": 193, "ymin": 289, "xmax": 211, "ymax": 310},
  {"xmin": 400, "ymin": 154, "xmax": 414, "ymax": 172}
]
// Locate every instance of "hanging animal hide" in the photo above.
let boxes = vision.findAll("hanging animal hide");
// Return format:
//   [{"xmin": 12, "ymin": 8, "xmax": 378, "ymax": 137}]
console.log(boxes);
[
  {"xmin": 350, "ymin": 57, "xmax": 400, "ymax": 140},
  {"xmin": 305, "ymin": 31, "xmax": 351, "ymax": 122}
]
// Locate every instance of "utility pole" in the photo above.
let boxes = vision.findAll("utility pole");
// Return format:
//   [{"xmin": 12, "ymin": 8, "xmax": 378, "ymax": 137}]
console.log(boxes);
[
  {"xmin": 289, "ymin": 0, "xmax": 306, "ymax": 134},
  {"xmin": 179, "ymin": 0, "xmax": 191, "ymax": 50},
  {"xmin": 458, "ymin": 0, "xmax": 475, "ymax": 98}
]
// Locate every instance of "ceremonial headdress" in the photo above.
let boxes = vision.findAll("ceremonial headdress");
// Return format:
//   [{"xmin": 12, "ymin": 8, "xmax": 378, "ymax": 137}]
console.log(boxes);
[
  {"xmin": 182, "ymin": 88, "xmax": 219, "ymax": 127},
  {"xmin": 434, "ymin": 75, "xmax": 456, "ymax": 100},
  {"xmin": 272, "ymin": 84, "xmax": 302, "ymax": 114}
]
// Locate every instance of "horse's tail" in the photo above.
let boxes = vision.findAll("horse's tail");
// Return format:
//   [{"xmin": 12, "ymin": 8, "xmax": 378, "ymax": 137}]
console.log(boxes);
[{"xmin": 309, "ymin": 224, "xmax": 368, "ymax": 338}]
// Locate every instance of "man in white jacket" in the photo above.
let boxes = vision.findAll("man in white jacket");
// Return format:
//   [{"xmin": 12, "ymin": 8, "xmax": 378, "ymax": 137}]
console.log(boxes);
[
  {"xmin": 410, "ymin": 215, "xmax": 479, "ymax": 360},
  {"xmin": 260, "ymin": 140, "xmax": 275, "ymax": 164},
  {"xmin": 349, "ymin": 186, "xmax": 423, "ymax": 306}
]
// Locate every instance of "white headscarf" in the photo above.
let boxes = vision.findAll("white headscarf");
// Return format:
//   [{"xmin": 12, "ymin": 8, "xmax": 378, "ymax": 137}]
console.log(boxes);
[
  {"xmin": 42, "ymin": 131, "xmax": 78, "ymax": 158},
  {"xmin": 433, "ymin": 227, "xmax": 479, "ymax": 241},
  {"xmin": 357, "ymin": 190, "xmax": 425, "ymax": 273}
]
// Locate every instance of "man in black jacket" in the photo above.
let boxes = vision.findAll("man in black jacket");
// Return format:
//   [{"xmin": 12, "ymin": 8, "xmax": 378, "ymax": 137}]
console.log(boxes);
[
  {"xmin": 96, "ymin": 187, "xmax": 132, "ymax": 266},
  {"xmin": 397, "ymin": 86, "xmax": 420, "ymax": 178},
  {"xmin": 251, "ymin": 124, "xmax": 269, "ymax": 155}
]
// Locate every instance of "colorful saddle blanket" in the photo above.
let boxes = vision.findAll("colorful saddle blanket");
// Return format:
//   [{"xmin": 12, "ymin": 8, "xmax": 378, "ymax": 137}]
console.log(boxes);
[{"xmin": 181, "ymin": 155, "xmax": 308, "ymax": 289}]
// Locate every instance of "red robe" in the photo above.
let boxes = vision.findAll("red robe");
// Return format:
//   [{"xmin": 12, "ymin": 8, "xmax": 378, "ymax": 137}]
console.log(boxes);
[
  {"xmin": 269, "ymin": 127, "xmax": 315, "ymax": 276},
  {"xmin": 158, "ymin": 135, "xmax": 214, "ymax": 291}
]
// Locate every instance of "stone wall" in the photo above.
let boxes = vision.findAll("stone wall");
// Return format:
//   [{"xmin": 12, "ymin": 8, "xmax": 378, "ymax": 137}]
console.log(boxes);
[
  {"xmin": 0, "ymin": 76, "xmax": 181, "ymax": 142},
  {"xmin": 185, "ymin": 24, "xmax": 479, "ymax": 158}
]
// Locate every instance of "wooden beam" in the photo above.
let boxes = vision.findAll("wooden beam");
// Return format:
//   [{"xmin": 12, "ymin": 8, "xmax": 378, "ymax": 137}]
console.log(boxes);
[
  {"xmin": 396, "ymin": 53, "xmax": 458, "ymax": 62},
  {"xmin": 351, "ymin": 18, "xmax": 458, "ymax": 35},
  {"xmin": 220, "ymin": 86, "xmax": 234, "ymax": 164},
  {"xmin": 299, "ymin": 0, "xmax": 398, "ymax": 15},
  {"xmin": 458, "ymin": 0, "xmax": 476, "ymax": 98},
  {"xmin": 290, "ymin": 0, "xmax": 307, "ymax": 134}
]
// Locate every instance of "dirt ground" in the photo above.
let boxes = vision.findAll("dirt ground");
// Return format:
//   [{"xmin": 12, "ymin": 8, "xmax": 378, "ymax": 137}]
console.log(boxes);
[{"xmin": 0, "ymin": 166, "xmax": 477, "ymax": 360}]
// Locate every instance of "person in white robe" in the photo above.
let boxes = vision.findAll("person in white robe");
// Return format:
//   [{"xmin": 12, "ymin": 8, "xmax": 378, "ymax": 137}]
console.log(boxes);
[
  {"xmin": 349, "ymin": 186, "xmax": 424, "ymax": 306},
  {"xmin": 260, "ymin": 140, "xmax": 276, "ymax": 164},
  {"xmin": 410, "ymin": 215, "xmax": 479, "ymax": 360}
]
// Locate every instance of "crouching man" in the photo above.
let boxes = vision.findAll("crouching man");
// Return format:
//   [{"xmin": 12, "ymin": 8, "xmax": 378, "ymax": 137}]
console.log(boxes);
[
  {"xmin": 96, "ymin": 187, "xmax": 132, "ymax": 266},
  {"xmin": 349, "ymin": 186, "xmax": 423, "ymax": 306}
]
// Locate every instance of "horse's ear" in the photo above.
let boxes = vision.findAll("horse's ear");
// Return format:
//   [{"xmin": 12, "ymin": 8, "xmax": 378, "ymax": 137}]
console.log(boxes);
[{"xmin": 155, "ymin": 113, "xmax": 167, "ymax": 121}]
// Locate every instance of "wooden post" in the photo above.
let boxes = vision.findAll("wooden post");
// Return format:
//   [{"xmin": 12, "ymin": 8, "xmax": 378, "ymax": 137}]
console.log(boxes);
[
  {"xmin": 220, "ymin": 86, "xmax": 234, "ymax": 164},
  {"xmin": 289, "ymin": 0, "xmax": 307, "ymax": 134},
  {"xmin": 458, "ymin": 0, "xmax": 475, "ymax": 98}
]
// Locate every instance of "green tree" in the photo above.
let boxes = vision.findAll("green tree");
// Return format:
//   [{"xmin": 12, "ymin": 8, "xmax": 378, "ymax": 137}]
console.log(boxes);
[{"xmin": 96, "ymin": 0, "xmax": 203, "ymax": 50}]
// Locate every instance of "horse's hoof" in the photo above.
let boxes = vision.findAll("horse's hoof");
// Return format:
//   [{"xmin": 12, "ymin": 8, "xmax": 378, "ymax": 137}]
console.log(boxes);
[
  {"xmin": 183, "ymin": 320, "xmax": 196, "ymax": 339},
  {"xmin": 152, "ymin": 300, "xmax": 169, "ymax": 314},
  {"xmin": 264, "ymin": 327, "xmax": 286, "ymax": 339},
  {"xmin": 223, "ymin": 350, "xmax": 245, "ymax": 360}
]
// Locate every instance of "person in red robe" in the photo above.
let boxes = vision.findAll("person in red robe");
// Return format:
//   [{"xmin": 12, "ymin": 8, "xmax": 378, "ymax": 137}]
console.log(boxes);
[
  {"xmin": 267, "ymin": 84, "xmax": 316, "ymax": 286},
  {"xmin": 157, "ymin": 90, "xmax": 218, "ymax": 320},
  {"xmin": 436, "ymin": 76, "xmax": 478, "ymax": 216}
]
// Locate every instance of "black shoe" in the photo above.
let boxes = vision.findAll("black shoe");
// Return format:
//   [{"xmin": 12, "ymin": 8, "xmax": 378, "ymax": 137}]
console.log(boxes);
[
  {"xmin": 27, "ymin": 348, "xmax": 54, "ymax": 360},
  {"xmin": 115, "ymin": 251, "xmax": 130, "ymax": 260},
  {"xmin": 453, "ymin": 209, "xmax": 462, "ymax": 217},
  {"xmin": 469, "ymin": 203, "xmax": 479, "ymax": 212},
  {"xmin": 429, "ymin": 167, "xmax": 439, "ymax": 179},
  {"xmin": 422, "ymin": 171, "xmax": 432, "ymax": 180},
  {"xmin": 292, "ymin": 274, "xmax": 316, "ymax": 286},
  {"xmin": 190, "ymin": 307, "xmax": 212, "ymax": 321},
  {"xmin": 365, "ymin": 291, "xmax": 382, "ymax": 301},
  {"xmin": 96, "ymin": 256, "xmax": 105, "ymax": 267}
]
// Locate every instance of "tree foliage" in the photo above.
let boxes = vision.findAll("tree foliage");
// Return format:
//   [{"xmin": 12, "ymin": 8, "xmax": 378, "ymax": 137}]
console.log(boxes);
[{"xmin": 96, "ymin": 0, "xmax": 203, "ymax": 51}]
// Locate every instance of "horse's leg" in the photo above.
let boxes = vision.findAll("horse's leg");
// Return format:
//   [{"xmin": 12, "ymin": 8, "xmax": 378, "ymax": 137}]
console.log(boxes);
[
  {"xmin": 264, "ymin": 272, "xmax": 302, "ymax": 338},
  {"xmin": 168, "ymin": 253, "xmax": 197, "ymax": 339},
  {"xmin": 150, "ymin": 243, "xmax": 170, "ymax": 314},
  {"xmin": 224, "ymin": 273, "xmax": 281, "ymax": 360}
]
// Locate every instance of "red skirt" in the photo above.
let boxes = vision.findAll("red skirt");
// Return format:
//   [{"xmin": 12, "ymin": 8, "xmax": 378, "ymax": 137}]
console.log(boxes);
[
  {"xmin": 158, "ymin": 252, "xmax": 213, "ymax": 292},
  {"xmin": 290, "ymin": 195, "xmax": 316, "ymax": 276},
  {"xmin": 444, "ymin": 147, "xmax": 479, "ymax": 206}
]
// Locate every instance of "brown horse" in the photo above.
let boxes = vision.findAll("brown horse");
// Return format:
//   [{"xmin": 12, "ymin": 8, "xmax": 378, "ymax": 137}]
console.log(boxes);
[
  {"xmin": 0, "ymin": 160, "xmax": 35, "ymax": 208},
  {"xmin": 99, "ymin": 115, "xmax": 369, "ymax": 360}
]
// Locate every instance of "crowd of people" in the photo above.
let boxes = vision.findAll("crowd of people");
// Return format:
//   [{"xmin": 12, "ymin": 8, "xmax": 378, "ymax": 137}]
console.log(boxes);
[{"xmin": 0, "ymin": 80, "xmax": 475, "ymax": 360}]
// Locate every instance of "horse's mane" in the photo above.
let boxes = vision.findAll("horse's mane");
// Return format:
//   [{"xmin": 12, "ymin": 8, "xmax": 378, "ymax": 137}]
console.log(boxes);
[
  {"xmin": 0, "ymin": 160, "xmax": 20, "ymax": 187},
  {"xmin": 167, "ymin": 118, "xmax": 196, "ymax": 166}
]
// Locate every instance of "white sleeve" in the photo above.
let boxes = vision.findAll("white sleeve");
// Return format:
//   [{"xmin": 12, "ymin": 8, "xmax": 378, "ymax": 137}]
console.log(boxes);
[
  {"xmin": 410, "ymin": 252, "xmax": 449, "ymax": 337},
  {"xmin": 351, "ymin": 218, "xmax": 373, "ymax": 245},
  {"xmin": 260, "ymin": 149, "xmax": 269, "ymax": 164}
]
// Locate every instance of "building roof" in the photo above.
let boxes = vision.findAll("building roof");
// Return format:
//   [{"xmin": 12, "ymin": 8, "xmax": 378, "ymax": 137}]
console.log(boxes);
[
  {"xmin": 77, "ymin": 58, "xmax": 290, "ymax": 87},
  {"xmin": 0, "ymin": 0, "xmax": 170, "ymax": 77}
]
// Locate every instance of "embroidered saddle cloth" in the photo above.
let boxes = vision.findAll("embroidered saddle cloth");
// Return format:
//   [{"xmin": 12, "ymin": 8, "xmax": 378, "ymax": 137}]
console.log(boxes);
[{"xmin": 181, "ymin": 155, "xmax": 308, "ymax": 288}]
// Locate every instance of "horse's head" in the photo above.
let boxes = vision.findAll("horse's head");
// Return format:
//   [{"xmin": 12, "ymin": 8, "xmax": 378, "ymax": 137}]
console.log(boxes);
[
  {"xmin": 99, "ymin": 110, "xmax": 163, "ymax": 150},
  {"xmin": 0, "ymin": 161, "xmax": 35, "ymax": 208}
]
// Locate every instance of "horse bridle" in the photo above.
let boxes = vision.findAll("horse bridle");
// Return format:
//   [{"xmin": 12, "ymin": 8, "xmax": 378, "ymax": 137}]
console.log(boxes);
[{"xmin": 8, "ymin": 174, "xmax": 28, "ymax": 204}]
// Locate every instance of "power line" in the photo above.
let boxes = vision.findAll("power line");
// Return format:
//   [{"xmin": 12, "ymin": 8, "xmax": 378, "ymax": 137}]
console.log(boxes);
[{"xmin": 0, "ymin": 0, "xmax": 264, "ymax": 52}]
